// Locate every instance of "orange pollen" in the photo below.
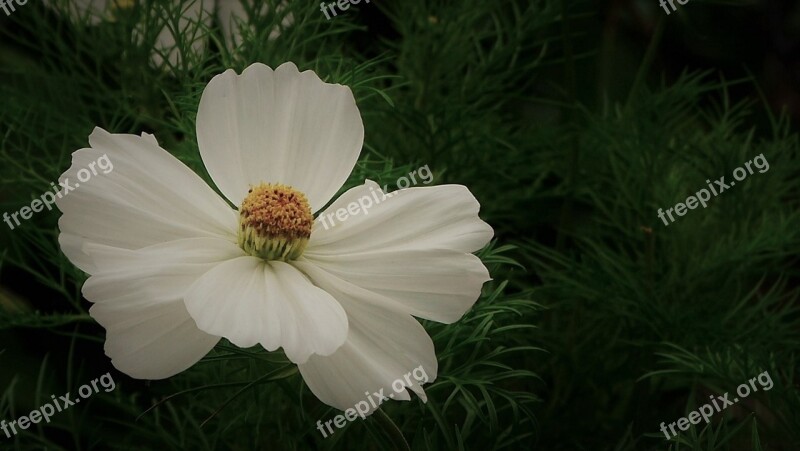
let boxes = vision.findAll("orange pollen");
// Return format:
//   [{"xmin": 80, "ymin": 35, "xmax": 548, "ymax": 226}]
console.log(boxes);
[{"xmin": 237, "ymin": 183, "xmax": 313, "ymax": 261}]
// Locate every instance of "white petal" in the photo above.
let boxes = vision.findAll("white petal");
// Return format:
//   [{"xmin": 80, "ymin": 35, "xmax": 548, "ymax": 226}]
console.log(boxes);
[
  {"xmin": 82, "ymin": 237, "xmax": 245, "ymax": 305},
  {"xmin": 56, "ymin": 128, "xmax": 237, "ymax": 274},
  {"xmin": 196, "ymin": 62, "xmax": 364, "ymax": 210},
  {"xmin": 184, "ymin": 258, "xmax": 348, "ymax": 363},
  {"xmin": 300, "ymin": 250, "xmax": 490, "ymax": 323},
  {"xmin": 150, "ymin": 0, "xmax": 214, "ymax": 68},
  {"xmin": 301, "ymin": 181, "xmax": 492, "ymax": 322},
  {"xmin": 295, "ymin": 262, "xmax": 437, "ymax": 413},
  {"xmin": 308, "ymin": 181, "xmax": 493, "ymax": 254},
  {"xmin": 83, "ymin": 238, "xmax": 244, "ymax": 379},
  {"xmin": 91, "ymin": 301, "xmax": 219, "ymax": 379}
]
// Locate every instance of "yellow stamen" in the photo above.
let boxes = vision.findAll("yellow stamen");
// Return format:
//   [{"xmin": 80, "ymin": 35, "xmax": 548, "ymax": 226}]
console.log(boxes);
[{"xmin": 237, "ymin": 183, "xmax": 313, "ymax": 261}]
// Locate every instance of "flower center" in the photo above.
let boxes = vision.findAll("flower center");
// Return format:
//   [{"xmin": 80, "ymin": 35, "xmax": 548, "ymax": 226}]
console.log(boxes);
[
  {"xmin": 113, "ymin": 0, "xmax": 136, "ymax": 9},
  {"xmin": 237, "ymin": 183, "xmax": 313, "ymax": 261}
]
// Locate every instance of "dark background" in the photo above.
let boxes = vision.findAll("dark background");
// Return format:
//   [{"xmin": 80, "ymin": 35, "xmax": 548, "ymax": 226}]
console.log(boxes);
[{"xmin": 1, "ymin": 0, "xmax": 799, "ymax": 449}]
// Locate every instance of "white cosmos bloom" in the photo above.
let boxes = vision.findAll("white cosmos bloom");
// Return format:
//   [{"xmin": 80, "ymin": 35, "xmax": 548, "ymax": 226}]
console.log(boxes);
[
  {"xmin": 46, "ymin": 0, "xmax": 292, "ymax": 67},
  {"xmin": 56, "ymin": 62, "xmax": 493, "ymax": 413}
]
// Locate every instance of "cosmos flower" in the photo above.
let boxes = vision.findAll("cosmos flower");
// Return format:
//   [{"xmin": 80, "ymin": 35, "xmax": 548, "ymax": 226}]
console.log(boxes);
[
  {"xmin": 45, "ymin": 0, "xmax": 292, "ymax": 67},
  {"xmin": 55, "ymin": 62, "xmax": 493, "ymax": 412}
]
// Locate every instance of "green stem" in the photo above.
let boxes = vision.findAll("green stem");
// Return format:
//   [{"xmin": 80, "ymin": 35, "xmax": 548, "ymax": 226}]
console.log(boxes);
[
  {"xmin": 626, "ymin": 16, "xmax": 665, "ymax": 109},
  {"xmin": 374, "ymin": 408, "xmax": 410, "ymax": 451}
]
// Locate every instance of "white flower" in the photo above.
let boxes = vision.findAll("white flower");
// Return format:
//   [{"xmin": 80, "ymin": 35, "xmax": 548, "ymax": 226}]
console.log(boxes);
[
  {"xmin": 45, "ymin": 0, "xmax": 292, "ymax": 67},
  {"xmin": 56, "ymin": 62, "xmax": 493, "ymax": 413}
]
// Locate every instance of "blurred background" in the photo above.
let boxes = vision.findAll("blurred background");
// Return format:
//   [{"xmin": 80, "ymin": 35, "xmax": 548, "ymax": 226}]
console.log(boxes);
[{"xmin": 1, "ymin": 0, "xmax": 799, "ymax": 449}]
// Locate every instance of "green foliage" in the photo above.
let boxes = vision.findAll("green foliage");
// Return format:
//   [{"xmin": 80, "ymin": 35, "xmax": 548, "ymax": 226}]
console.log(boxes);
[
  {"xmin": 0, "ymin": 0, "xmax": 543, "ymax": 449},
  {"xmin": 1, "ymin": 0, "xmax": 799, "ymax": 449}
]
